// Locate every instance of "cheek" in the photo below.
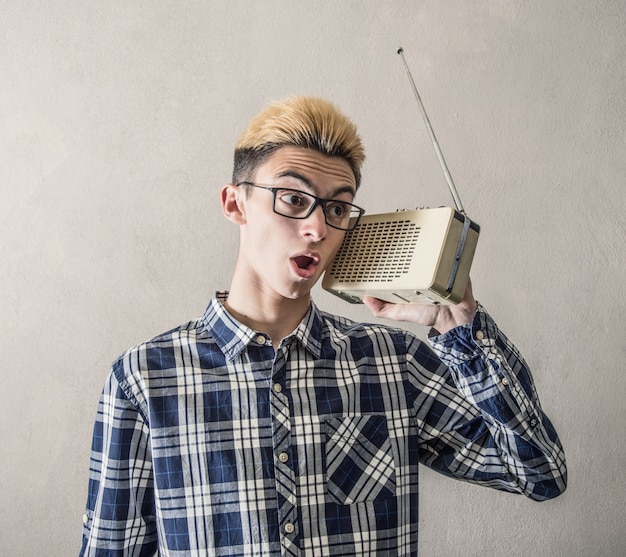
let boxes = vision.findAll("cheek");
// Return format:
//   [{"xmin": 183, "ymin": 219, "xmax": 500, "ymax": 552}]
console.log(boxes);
[
  {"xmin": 246, "ymin": 216, "xmax": 293, "ymax": 254},
  {"xmin": 328, "ymin": 231, "xmax": 346, "ymax": 255}
]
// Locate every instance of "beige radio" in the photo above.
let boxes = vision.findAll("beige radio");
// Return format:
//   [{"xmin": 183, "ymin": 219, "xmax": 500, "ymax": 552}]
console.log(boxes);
[
  {"xmin": 323, "ymin": 48, "xmax": 480, "ymax": 306},
  {"xmin": 322, "ymin": 207, "xmax": 479, "ymax": 305}
]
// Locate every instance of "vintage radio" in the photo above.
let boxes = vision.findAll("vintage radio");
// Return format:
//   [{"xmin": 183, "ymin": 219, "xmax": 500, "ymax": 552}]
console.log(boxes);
[{"xmin": 323, "ymin": 48, "xmax": 479, "ymax": 305}]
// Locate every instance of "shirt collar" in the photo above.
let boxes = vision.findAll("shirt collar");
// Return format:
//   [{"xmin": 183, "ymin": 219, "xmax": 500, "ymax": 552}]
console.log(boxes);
[
  {"xmin": 202, "ymin": 292, "xmax": 323, "ymax": 361},
  {"xmin": 288, "ymin": 301, "xmax": 323, "ymax": 358}
]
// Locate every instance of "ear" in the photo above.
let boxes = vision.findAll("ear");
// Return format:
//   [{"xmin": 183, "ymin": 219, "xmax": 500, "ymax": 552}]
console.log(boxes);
[{"xmin": 221, "ymin": 184, "xmax": 247, "ymax": 225}]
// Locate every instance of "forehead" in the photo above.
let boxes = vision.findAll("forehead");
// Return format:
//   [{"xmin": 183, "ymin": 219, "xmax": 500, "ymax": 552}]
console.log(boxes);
[{"xmin": 254, "ymin": 146, "xmax": 357, "ymax": 194}]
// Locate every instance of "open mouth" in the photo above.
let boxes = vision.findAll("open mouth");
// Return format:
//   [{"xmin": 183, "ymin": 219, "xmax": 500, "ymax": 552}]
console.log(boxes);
[
  {"xmin": 293, "ymin": 255, "xmax": 315, "ymax": 270},
  {"xmin": 290, "ymin": 253, "xmax": 320, "ymax": 279}
]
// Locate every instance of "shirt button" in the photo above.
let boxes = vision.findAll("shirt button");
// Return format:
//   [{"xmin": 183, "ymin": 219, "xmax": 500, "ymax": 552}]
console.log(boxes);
[
  {"xmin": 256, "ymin": 334, "xmax": 267, "ymax": 345},
  {"xmin": 278, "ymin": 452, "xmax": 289, "ymax": 463},
  {"xmin": 501, "ymin": 377, "xmax": 509, "ymax": 386},
  {"xmin": 273, "ymin": 383, "xmax": 282, "ymax": 393},
  {"xmin": 82, "ymin": 513, "xmax": 89, "ymax": 525},
  {"xmin": 475, "ymin": 330, "xmax": 484, "ymax": 340},
  {"xmin": 284, "ymin": 522, "xmax": 295, "ymax": 534}
]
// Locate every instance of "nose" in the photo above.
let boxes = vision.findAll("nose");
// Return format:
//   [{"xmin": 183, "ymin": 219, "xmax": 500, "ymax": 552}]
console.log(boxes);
[{"xmin": 300, "ymin": 203, "xmax": 328, "ymax": 240}]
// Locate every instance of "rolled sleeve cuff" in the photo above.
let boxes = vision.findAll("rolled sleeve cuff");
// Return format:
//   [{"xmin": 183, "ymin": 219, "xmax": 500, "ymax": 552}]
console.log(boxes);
[{"xmin": 427, "ymin": 302, "xmax": 499, "ymax": 364}]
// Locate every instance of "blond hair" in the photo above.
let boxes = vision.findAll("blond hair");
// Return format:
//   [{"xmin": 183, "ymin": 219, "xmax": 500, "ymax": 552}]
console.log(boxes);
[{"xmin": 232, "ymin": 96, "xmax": 365, "ymax": 188}]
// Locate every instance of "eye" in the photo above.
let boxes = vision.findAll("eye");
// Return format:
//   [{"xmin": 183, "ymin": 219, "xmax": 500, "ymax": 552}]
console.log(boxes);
[
  {"xmin": 327, "ymin": 202, "xmax": 349, "ymax": 218},
  {"xmin": 279, "ymin": 191, "xmax": 308, "ymax": 207}
]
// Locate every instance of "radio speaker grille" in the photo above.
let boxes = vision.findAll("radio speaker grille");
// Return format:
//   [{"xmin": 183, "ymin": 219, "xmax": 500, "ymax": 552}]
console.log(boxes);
[{"xmin": 328, "ymin": 219, "xmax": 420, "ymax": 283}]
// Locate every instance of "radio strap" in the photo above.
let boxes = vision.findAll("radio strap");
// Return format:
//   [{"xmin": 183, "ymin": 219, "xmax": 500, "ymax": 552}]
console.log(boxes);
[{"xmin": 446, "ymin": 215, "xmax": 471, "ymax": 293}]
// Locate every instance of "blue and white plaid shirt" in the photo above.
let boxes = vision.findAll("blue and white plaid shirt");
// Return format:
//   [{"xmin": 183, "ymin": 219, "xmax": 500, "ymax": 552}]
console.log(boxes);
[{"xmin": 80, "ymin": 293, "xmax": 566, "ymax": 556}]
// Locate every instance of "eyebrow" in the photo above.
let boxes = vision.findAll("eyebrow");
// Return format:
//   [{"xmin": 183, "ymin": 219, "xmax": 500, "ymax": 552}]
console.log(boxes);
[{"xmin": 276, "ymin": 170, "xmax": 356, "ymax": 198}]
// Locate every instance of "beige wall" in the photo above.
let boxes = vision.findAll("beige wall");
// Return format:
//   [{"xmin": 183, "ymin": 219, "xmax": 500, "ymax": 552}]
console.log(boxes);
[{"xmin": 1, "ymin": 1, "xmax": 624, "ymax": 555}]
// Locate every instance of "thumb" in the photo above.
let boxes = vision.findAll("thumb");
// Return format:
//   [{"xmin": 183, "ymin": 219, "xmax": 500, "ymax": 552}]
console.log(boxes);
[{"xmin": 362, "ymin": 296, "xmax": 386, "ymax": 316}]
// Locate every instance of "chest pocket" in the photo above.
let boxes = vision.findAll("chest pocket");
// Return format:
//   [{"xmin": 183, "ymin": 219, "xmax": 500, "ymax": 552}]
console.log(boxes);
[{"xmin": 324, "ymin": 414, "xmax": 396, "ymax": 505}]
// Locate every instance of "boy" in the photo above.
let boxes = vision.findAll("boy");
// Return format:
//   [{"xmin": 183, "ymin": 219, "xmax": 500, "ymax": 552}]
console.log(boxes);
[{"xmin": 80, "ymin": 96, "xmax": 566, "ymax": 556}]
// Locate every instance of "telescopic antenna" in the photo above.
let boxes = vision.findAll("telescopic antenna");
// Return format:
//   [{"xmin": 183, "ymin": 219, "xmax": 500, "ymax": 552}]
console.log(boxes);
[{"xmin": 397, "ymin": 47, "xmax": 465, "ymax": 214}]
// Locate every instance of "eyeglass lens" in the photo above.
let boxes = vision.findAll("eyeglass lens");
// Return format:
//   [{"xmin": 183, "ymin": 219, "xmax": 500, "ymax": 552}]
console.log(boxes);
[{"xmin": 273, "ymin": 189, "xmax": 359, "ymax": 230}]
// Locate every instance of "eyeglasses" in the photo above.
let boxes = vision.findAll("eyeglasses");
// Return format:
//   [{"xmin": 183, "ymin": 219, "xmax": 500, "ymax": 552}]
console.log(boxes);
[{"xmin": 236, "ymin": 182, "xmax": 365, "ymax": 231}]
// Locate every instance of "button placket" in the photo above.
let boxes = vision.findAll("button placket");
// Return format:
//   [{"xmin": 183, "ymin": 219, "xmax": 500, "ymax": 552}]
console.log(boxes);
[{"xmin": 270, "ymin": 348, "xmax": 299, "ymax": 545}]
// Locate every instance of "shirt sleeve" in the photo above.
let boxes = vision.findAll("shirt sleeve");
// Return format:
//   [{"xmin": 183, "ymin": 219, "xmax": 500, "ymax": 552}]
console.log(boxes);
[
  {"xmin": 411, "ymin": 302, "xmax": 567, "ymax": 501},
  {"xmin": 79, "ymin": 367, "xmax": 157, "ymax": 556}
]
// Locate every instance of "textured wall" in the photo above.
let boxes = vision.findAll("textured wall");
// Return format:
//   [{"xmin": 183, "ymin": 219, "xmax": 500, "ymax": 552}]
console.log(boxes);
[{"xmin": 1, "ymin": 1, "xmax": 624, "ymax": 555}]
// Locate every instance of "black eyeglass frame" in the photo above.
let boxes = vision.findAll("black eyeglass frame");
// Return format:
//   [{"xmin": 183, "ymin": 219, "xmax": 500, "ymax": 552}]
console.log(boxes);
[{"xmin": 235, "ymin": 182, "xmax": 365, "ymax": 231}]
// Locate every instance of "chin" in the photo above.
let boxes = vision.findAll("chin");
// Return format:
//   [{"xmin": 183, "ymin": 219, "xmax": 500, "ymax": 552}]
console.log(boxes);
[{"xmin": 282, "ymin": 282, "xmax": 315, "ymax": 301}]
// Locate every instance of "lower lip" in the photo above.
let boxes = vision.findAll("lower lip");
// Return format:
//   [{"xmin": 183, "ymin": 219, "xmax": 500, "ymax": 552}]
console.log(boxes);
[{"xmin": 290, "ymin": 258, "xmax": 319, "ymax": 280}]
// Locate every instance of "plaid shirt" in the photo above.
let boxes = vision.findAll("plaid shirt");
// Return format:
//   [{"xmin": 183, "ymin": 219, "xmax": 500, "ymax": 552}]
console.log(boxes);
[{"xmin": 80, "ymin": 293, "xmax": 566, "ymax": 556}]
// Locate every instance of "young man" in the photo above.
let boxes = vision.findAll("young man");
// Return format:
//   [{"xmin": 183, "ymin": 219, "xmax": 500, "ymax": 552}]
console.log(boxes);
[{"xmin": 80, "ymin": 96, "xmax": 566, "ymax": 556}]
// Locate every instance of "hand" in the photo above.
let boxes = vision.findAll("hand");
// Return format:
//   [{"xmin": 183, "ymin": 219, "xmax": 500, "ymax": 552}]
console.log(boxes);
[{"xmin": 362, "ymin": 279, "xmax": 478, "ymax": 335}]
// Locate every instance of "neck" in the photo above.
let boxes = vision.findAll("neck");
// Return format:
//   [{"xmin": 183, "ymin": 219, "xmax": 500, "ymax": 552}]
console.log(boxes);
[{"xmin": 225, "ymin": 270, "xmax": 311, "ymax": 350}]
